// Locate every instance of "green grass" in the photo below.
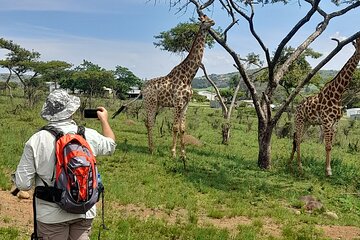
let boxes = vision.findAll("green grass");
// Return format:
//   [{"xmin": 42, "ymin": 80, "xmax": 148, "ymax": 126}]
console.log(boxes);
[
  {"xmin": 1, "ymin": 92, "xmax": 360, "ymax": 239},
  {"xmin": 0, "ymin": 227, "xmax": 20, "ymax": 240}
]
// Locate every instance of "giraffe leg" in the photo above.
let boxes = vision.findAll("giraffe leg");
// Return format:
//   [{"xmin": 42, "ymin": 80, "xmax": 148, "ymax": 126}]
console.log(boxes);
[
  {"xmin": 289, "ymin": 132, "xmax": 297, "ymax": 173},
  {"xmin": 179, "ymin": 105, "xmax": 188, "ymax": 159},
  {"xmin": 145, "ymin": 109, "xmax": 157, "ymax": 154},
  {"xmin": 179, "ymin": 118, "xmax": 186, "ymax": 159},
  {"xmin": 172, "ymin": 104, "xmax": 187, "ymax": 159},
  {"xmin": 171, "ymin": 109, "xmax": 181, "ymax": 158},
  {"xmin": 290, "ymin": 119, "xmax": 305, "ymax": 175},
  {"xmin": 296, "ymin": 135, "xmax": 303, "ymax": 175},
  {"xmin": 323, "ymin": 126, "xmax": 334, "ymax": 176},
  {"xmin": 179, "ymin": 108, "xmax": 188, "ymax": 169},
  {"xmin": 171, "ymin": 123, "xmax": 179, "ymax": 158}
]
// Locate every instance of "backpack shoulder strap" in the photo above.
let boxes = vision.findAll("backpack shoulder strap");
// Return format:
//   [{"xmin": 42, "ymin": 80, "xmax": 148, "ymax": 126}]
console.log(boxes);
[
  {"xmin": 77, "ymin": 125, "xmax": 86, "ymax": 139},
  {"xmin": 40, "ymin": 125, "xmax": 64, "ymax": 140}
]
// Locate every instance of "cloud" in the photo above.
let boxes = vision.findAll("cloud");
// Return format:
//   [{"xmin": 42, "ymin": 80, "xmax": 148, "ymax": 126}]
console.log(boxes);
[{"xmin": 1, "ymin": 35, "xmax": 187, "ymax": 79}]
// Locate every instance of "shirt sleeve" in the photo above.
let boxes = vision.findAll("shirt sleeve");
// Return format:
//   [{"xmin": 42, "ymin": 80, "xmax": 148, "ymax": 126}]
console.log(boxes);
[
  {"xmin": 15, "ymin": 142, "xmax": 36, "ymax": 191},
  {"xmin": 85, "ymin": 128, "xmax": 117, "ymax": 156}
]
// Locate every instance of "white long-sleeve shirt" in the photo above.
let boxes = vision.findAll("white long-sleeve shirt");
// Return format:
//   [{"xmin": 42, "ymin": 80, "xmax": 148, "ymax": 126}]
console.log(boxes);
[{"xmin": 14, "ymin": 119, "xmax": 116, "ymax": 224}]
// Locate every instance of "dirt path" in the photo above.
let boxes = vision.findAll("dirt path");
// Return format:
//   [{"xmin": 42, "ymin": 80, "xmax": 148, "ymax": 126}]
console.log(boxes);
[{"xmin": 1, "ymin": 190, "xmax": 360, "ymax": 239}]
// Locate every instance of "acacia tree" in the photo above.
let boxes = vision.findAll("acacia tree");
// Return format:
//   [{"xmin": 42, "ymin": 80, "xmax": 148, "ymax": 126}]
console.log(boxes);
[
  {"xmin": 159, "ymin": 0, "xmax": 360, "ymax": 169},
  {"xmin": 70, "ymin": 60, "xmax": 114, "ymax": 106},
  {"xmin": 257, "ymin": 46, "xmax": 323, "ymax": 121},
  {"xmin": 40, "ymin": 60, "xmax": 73, "ymax": 90},
  {"xmin": 0, "ymin": 38, "xmax": 40, "ymax": 100},
  {"xmin": 113, "ymin": 65, "xmax": 142, "ymax": 99}
]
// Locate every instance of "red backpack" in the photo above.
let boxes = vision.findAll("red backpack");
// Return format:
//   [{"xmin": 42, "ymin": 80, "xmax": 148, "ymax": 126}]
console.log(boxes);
[
  {"xmin": 35, "ymin": 125, "xmax": 103, "ymax": 213},
  {"xmin": 32, "ymin": 125, "xmax": 107, "ymax": 240}
]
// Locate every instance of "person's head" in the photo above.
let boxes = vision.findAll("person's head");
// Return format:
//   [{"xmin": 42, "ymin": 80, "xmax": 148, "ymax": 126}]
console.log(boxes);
[{"xmin": 41, "ymin": 89, "xmax": 80, "ymax": 122}]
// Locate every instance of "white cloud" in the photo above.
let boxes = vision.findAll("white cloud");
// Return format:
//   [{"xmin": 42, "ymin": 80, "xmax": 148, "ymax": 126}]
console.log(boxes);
[{"xmin": 1, "ymin": 35, "xmax": 186, "ymax": 79}]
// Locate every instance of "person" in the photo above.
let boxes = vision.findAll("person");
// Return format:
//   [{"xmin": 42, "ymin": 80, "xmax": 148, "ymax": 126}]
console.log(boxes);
[{"xmin": 12, "ymin": 89, "xmax": 116, "ymax": 240}]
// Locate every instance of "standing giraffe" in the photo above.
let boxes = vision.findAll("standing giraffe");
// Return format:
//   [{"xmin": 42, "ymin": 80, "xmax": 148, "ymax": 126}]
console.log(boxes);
[
  {"xmin": 113, "ymin": 15, "xmax": 215, "ymax": 160},
  {"xmin": 289, "ymin": 37, "xmax": 360, "ymax": 176}
]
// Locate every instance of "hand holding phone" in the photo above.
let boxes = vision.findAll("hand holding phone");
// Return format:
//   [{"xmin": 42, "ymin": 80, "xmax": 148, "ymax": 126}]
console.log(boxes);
[{"xmin": 84, "ymin": 109, "xmax": 99, "ymax": 118}]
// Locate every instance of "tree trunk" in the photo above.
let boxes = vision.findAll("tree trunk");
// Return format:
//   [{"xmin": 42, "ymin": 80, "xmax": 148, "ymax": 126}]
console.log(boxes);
[
  {"xmin": 222, "ymin": 122, "xmax": 231, "ymax": 145},
  {"xmin": 257, "ymin": 121, "xmax": 274, "ymax": 169}
]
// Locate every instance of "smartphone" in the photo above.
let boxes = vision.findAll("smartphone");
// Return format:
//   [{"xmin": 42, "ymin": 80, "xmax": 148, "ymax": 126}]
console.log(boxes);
[{"xmin": 84, "ymin": 109, "xmax": 99, "ymax": 118}]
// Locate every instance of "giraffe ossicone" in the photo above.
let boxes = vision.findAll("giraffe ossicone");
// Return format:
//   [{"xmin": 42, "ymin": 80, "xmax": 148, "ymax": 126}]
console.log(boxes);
[{"xmin": 289, "ymin": 37, "xmax": 360, "ymax": 176}]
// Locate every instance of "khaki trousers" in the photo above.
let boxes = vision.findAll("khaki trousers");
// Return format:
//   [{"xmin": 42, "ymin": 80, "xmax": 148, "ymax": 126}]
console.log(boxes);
[{"xmin": 37, "ymin": 218, "xmax": 93, "ymax": 240}]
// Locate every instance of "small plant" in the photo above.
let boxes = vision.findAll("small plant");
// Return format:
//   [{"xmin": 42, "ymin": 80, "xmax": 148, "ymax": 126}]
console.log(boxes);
[
  {"xmin": 2, "ymin": 216, "xmax": 11, "ymax": 223},
  {"xmin": 282, "ymin": 223, "xmax": 325, "ymax": 240},
  {"xmin": 207, "ymin": 209, "xmax": 226, "ymax": 219},
  {"xmin": 235, "ymin": 224, "xmax": 259, "ymax": 240},
  {"xmin": 0, "ymin": 227, "xmax": 19, "ymax": 240},
  {"xmin": 347, "ymin": 139, "xmax": 359, "ymax": 153}
]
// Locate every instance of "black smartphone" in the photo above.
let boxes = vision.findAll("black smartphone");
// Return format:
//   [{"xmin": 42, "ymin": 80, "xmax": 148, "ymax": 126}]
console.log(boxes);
[{"xmin": 84, "ymin": 109, "xmax": 99, "ymax": 118}]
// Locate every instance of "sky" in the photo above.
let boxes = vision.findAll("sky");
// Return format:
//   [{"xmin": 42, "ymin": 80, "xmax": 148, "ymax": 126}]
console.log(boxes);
[{"xmin": 0, "ymin": 0, "xmax": 359, "ymax": 79}]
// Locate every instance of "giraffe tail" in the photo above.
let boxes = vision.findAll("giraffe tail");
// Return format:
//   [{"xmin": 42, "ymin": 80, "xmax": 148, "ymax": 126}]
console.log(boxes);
[
  {"xmin": 112, "ymin": 105, "xmax": 126, "ymax": 119},
  {"xmin": 292, "ymin": 132, "xmax": 297, "ymax": 152},
  {"xmin": 112, "ymin": 93, "xmax": 142, "ymax": 119}
]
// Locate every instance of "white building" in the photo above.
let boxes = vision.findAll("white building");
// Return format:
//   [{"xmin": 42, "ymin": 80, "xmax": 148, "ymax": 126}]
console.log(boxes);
[
  {"xmin": 346, "ymin": 108, "xmax": 360, "ymax": 120},
  {"xmin": 127, "ymin": 86, "xmax": 141, "ymax": 98},
  {"xmin": 45, "ymin": 82, "xmax": 60, "ymax": 92},
  {"xmin": 197, "ymin": 90, "xmax": 217, "ymax": 101}
]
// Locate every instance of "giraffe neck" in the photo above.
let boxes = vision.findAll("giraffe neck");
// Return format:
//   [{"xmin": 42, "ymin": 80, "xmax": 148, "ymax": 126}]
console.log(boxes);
[
  {"xmin": 168, "ymin": 27, "xmax": 208, "ymax": 84},
  {"xmin": 322, "ymin": 47, "xmax": 360, "ymax": 98}
]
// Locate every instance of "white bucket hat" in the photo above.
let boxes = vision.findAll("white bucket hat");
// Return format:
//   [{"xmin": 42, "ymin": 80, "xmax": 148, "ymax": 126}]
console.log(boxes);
[{"xmin": 41, "ymin": 89, "xmax": 80, "ymax": 121}]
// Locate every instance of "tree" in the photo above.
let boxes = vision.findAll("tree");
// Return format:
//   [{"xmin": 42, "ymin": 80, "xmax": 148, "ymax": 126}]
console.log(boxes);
[
  {"xmin": 70, "ymin": 60, "xmax": 115, "ymax": 106},
  {"xmin": 113, "ymin": 66, "xmax": 142, "ymax": 99},
  {"xmin": 0, "ymin": 38, "xmax": 41, "ymax": 103},
  {"xmin": 158, "ymin": 0, "xmax": 360, "ymax": 169},
  {"xmin": 40, "ymin": 60, "xmax": 73, "ymax": 90},
  {"xmin": 257, "ymin": 46, "xmax": 323, "ymax": 120}
]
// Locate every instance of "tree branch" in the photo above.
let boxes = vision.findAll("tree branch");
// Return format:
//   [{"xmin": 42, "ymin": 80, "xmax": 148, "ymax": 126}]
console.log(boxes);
[
  {"xmin": 200, "ymin": 63, "xmax": 228, "ymax": 117},
  {"xmin": 272, "ymin": 0, "xmax": 359, "ymax": 95},
  {"xmin": 271, "ymin": 0, "xmax": 320, "ymax": 71},
  {"xmin": 272, "ymin": 32, "xmax": 360, "ymax": 123},
  {"xmin": 228, "ymin": 0, "xmax": 270, "ymax": 64}
]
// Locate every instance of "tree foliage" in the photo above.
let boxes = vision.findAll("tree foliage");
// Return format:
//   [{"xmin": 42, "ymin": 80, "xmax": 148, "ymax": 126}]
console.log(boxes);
[
  {"xmin": 70, "ymin": 60, "xmax": 115, "ymax": 96},
  {"xmin": 113, "ymin": 65, "xmax": 142, "ymax": 99},
  {"xmin": 154, "ymin": 21, "xmax": 216, "ymax": 54}
]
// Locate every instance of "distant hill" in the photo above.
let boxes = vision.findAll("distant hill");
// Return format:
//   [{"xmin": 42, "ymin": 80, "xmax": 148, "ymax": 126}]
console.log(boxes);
[
  {"xmin": 0, "ymin": 73, "xmax": 21, "ymax": 83},
  {"xmin": 192, "ymin": 70, "xmax": 338, "ymax": 89},
  {"xmin": 1, "ymin": 70, "xmax": 338, "ymax": 88}
]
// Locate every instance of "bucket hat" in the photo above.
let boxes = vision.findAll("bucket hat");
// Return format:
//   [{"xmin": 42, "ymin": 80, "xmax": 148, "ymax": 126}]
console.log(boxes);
[{"xmin": 41, "ymin": 89, "xmax": 80, "ymax": 121}]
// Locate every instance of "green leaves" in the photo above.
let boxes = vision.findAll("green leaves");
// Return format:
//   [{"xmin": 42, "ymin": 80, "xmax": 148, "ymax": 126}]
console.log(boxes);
[{"xmin": 153, "ymin": 22, "xmax": 216, "ymax": 55}]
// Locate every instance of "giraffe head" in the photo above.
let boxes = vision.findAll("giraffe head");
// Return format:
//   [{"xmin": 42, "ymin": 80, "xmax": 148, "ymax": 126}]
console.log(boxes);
[
  {"xmin": 353, "ymin": 37, "xmax": 360, "ymax": 53},
  {"xmin": 198, "ymin": 15, "xmax": 215, "ymax": 30}
]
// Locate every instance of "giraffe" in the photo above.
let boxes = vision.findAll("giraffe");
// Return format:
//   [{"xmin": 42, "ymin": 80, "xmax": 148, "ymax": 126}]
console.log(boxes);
[
  {"xmin": 289, "ymin": 37, "xmax": 360, "ymax": 176},
  {"xmin": 113, "ymin": 15, "xmax": 215, "ymax": 160}
]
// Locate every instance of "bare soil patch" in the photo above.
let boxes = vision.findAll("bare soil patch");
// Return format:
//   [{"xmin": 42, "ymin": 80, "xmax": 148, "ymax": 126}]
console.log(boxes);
[
  {"xmin": 1, "ymin": 190, "xmax": 360, "ymax": 239},
  {"xmin": 0, "ymin": 190, "xmax": 33, "ymax": 236}
]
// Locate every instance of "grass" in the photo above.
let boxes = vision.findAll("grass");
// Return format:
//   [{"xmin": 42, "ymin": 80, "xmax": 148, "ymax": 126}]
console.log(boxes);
[{"xmin": 1, "ymin": 92, "xmax": 360, "ymax": 239}]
